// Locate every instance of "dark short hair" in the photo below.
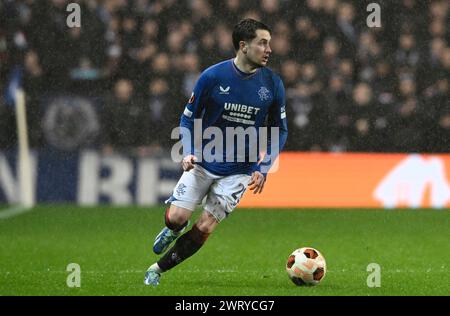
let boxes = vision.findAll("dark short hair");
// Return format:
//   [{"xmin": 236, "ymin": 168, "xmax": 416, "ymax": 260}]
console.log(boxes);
[{"xmin": 232, "ymin": 19, "xmax": 271, "ymax": 51}]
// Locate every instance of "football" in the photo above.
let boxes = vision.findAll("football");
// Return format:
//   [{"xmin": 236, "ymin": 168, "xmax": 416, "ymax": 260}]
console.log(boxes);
[{"xmin": 286, "ymin": 247, "xmax": 327, "ymax": 286}]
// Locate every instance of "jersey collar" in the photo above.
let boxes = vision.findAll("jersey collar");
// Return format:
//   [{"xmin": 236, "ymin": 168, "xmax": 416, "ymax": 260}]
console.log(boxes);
[{"xmin": 230, "ymin": 59, "xmax": 260, "ymax": 80}]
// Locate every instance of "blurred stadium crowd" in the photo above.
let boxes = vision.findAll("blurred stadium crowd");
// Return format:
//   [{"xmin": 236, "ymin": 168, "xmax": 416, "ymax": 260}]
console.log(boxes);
[{"xmin": 0, "ymin": 0, "xmax": 449, "ymax": 154}]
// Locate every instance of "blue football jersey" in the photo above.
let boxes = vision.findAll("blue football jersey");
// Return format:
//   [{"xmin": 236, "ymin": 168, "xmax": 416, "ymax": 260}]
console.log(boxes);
[{"xmin": 180, "ymin": 59, "xmax": 288, "ymax": 177}]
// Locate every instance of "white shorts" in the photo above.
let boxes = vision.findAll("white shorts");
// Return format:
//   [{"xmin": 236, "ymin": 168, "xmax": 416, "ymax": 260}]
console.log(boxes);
[{"xmin": 166, "ymin": 165, "xmax": 251, "ymax": 222}]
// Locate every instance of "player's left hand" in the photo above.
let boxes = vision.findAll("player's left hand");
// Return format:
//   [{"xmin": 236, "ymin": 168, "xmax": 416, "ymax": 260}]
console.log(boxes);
[{"xmin": 248, "ymin": 171, "xmax": 266, "ymax": 194}]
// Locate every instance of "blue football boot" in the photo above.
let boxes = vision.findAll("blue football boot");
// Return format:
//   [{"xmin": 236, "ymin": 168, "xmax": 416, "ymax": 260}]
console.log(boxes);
[
  {"xmin": 143, "ymin": 267, "xmax": 161, "ymax": 286},
  {"xmin": 152, "ymin": 222, "xmax": 189, "ymax": 255}
]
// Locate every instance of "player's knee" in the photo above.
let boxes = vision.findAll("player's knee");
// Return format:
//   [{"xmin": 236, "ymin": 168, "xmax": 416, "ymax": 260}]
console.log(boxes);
[
  {"xmin": 195, "ymin": 212, "xmax": 218, "ymax": 234},
  {"xmin": 166, "ymin": 207, "xmax": 190, "ymax": 230}
]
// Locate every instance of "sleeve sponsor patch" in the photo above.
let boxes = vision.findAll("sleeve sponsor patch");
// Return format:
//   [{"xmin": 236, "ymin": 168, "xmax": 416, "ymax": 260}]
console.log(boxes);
[
  {"xmin": 183, "ymin": 107, "xmax": 193, "ymax": 118},
  {"xmin": 281, "ymin": 105, "xmax": 286, "ymax": 119}
]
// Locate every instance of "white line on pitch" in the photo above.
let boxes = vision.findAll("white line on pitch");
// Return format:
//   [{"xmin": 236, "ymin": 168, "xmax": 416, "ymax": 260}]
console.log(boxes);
[{"xmin": 0, "ymin": 206, "xmax": 32, "ymax": 220}]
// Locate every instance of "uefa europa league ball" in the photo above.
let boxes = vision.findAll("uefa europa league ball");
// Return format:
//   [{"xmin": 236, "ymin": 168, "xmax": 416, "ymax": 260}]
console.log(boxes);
[{"xmin": 286, "ymin": 247, "xmax": 326, "ymax": 286}]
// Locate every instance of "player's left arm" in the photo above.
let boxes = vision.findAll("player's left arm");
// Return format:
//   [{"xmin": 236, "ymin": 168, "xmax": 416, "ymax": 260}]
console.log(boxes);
[{"xmin": 249, "ymin": 76, "xmax": 288, "ymax": 194}]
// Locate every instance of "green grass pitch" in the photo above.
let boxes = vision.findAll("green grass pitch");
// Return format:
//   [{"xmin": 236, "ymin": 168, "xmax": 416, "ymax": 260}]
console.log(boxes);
[{"xmin": 0, "ymin": 205, "xmax": 448, "ymax": 296}]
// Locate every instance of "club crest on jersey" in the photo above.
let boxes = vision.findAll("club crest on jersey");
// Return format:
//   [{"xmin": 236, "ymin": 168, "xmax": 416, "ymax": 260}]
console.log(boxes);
[
  {"xmin": 188, "ymin": 92, "xmax": 195, "ymax": 104},
  {"xmin": 219, "ymin": 86, "xmax": 230, "ymax": 94},
  {"xmin": 258, "ymin": 86, "xmax": 270, "ymax": 101}
]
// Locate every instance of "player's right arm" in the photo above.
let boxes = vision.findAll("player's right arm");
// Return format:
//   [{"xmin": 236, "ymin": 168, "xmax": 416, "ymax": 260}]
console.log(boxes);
[{"xmin": 179, "ymin": 70, "xmax": 215, "ymax": 171}]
